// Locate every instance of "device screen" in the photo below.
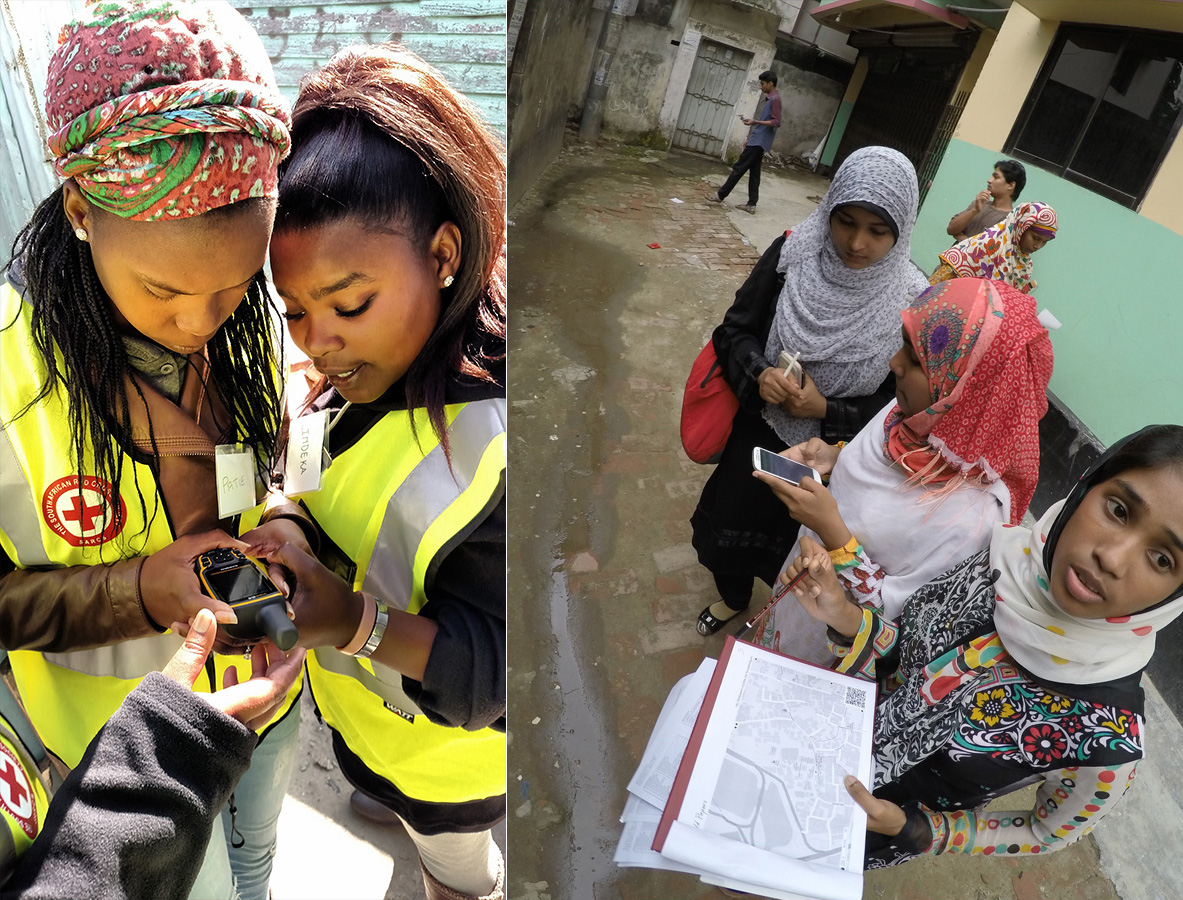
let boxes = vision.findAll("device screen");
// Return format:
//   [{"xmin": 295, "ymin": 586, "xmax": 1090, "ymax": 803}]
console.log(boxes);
[
  {"xmin": 205, "ymin": 564, "xmax": 274, "ymax": 604},
  {"xmin": 753, "ymin": 448, "xmax": 816, "ymax": 486}
]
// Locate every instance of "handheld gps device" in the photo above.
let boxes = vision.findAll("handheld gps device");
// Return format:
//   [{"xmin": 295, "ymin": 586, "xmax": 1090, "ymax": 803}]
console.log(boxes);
[{"xmin": 194, "ymin": 548, "xmax": 299, "ymax": 651}]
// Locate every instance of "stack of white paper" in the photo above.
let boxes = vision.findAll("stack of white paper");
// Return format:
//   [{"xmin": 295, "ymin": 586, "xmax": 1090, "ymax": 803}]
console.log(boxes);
[{"xmin": 613, "ymin": 637, "xmax": 876, "ymax": 900}]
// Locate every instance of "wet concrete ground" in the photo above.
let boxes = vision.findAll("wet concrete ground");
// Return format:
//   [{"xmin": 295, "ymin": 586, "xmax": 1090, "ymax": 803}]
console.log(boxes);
[{"xmin": 505, "ymin": 137, "xmax": 1176, "ymax": 900}]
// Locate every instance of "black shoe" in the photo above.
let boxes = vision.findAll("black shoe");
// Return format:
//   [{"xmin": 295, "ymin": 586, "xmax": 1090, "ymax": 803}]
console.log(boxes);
[{"xmin": 697, "ymin": 604, "xmax": 739, "ymax": 636}]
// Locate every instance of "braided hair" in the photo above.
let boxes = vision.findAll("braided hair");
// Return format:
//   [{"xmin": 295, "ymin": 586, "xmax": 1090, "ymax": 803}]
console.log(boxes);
[{"xmin": 4, "ymin": 187, "xmax": 282, "ymax": 551}]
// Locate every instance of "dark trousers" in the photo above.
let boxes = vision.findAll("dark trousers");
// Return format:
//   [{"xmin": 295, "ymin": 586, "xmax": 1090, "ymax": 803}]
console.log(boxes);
[
  {"xmin": 715, "ymin": 572, "xmax": 757, "ymax": 612},
  {"xmin": 717, "ymin": 145, "xmax": 764, "ymax": 205}
]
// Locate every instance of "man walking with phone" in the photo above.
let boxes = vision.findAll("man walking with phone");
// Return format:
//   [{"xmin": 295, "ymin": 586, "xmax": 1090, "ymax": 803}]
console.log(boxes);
[{"xmin": 709, "ymin": 70, "xmax": 781, "ymax": 214}]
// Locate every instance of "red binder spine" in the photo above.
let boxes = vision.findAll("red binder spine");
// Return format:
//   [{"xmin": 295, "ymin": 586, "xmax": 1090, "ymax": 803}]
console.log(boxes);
[{"xmin": 652, "ymin": 635, "xmax": 738, "ymax": 852}]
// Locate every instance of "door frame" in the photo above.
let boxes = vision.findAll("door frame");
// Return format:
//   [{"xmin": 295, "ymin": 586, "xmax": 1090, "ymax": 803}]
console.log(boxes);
[{"xmin": 658, "ymin": 18, "xmax": 775, "ymax": 160}]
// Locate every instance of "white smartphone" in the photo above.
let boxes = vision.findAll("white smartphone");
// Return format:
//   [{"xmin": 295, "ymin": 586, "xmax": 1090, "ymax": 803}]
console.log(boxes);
[
  {"xmin": 777, "ymin": 349, "xmax": 805, "ymax": 387},
  {"xmin": 752, "ymin": 447, "xmax": 820, "ymax": 486}
]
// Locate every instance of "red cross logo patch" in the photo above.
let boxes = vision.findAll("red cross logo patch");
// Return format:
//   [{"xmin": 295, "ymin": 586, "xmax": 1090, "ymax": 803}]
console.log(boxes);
[
  {"xmin": 41, "ymin": 475, "xmax": 127, "ymax": 547},
  {"xmin": 0, "ymin": 740, "xmax": 37, "ymax": 839}
]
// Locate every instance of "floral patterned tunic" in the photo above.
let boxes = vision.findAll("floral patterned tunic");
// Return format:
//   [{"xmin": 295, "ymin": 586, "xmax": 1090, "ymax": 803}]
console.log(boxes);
[{"xmin": 829, "ymin": 549, "xmax": 1143, "ymax": 867}]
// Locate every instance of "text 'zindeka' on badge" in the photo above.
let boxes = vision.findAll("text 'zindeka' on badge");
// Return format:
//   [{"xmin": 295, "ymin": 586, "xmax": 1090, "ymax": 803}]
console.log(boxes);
[{"xmin": 283, "ymin": 409, "xmax": 327, "ymax": 496}]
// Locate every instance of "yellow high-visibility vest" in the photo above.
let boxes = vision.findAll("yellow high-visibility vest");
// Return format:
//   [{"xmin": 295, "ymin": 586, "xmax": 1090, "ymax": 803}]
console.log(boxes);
[
  {"xmin": 0, "ymin": 712, "xmax": 48, "ymax": 882},
  {"xmin": 0, "ymin": 284, "xmax": 299, "ymax": 768},
  {"xmin": 272, "ymin": 397, "xmax": 506, "ymax": 804}
]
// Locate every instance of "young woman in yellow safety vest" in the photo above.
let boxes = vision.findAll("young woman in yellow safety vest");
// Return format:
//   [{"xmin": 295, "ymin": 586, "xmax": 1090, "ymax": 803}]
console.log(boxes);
[
  {"xmin": 0, "ymin": 4, "xmax": 309, "ymax": 897},
  {"xmin": 243, "ymin": 44, "xmax": 507, "ymax": 900}
]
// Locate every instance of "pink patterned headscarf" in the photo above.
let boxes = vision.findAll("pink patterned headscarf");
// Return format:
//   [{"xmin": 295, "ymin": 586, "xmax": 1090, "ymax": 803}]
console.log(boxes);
[
  {"xmin": 883, "ymin": 279, "xmax": 1054, "ymax": 524},
  {"xmin": 45, "ymin": 0, "xmax": 290, "ymax": 221}
]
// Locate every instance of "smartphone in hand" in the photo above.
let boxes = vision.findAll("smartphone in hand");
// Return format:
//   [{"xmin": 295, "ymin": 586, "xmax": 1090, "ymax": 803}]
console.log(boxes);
[
  {"xmin": 777, "ymin": 350, "xmax": 805, "ymax": 387},
  {"xmin": 752, "ymin": 448, "xmax": 820, "ymax": 486}
]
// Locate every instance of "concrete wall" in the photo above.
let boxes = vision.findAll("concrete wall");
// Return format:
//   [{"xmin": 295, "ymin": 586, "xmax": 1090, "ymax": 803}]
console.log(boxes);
[
  {"xmin": 608, "ymin": 0, "xmax": 782, "ymax": 157},
  {"xmin": 601, "ymin": 0, "xmax": 690, "ymax": 142},
  {"xmin": 507, "ymin": 0, "xmax": 601, "ymax": 208},
  {"xmin": 767, "ymin": 54, "xmax": 847, "ymax": 160}
]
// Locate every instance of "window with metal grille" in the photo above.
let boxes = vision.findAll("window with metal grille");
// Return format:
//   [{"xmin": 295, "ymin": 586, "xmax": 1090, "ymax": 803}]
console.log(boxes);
[{"xmin": 1004, "ymin": 25, "xmax": 1183, "ymax": 210}]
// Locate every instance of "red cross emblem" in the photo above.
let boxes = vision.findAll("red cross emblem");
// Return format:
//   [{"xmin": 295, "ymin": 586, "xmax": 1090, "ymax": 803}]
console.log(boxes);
[
  {"xmin": 41, "ymin": 475, "xmax": 127, "ymax": 547},
  {"xmin": 0, "ymin": 741, "xmax": 37, "ymax": 839}
]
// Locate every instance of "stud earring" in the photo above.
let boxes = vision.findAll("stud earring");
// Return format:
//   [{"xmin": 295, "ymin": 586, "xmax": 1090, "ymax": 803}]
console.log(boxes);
[
  {"xmin": 442, "ymin": 275, "xmax": 454, "ymax": 288},
  {"xmin": 75, "ymin": 228, "xmax": 88, "ymax": 241}
]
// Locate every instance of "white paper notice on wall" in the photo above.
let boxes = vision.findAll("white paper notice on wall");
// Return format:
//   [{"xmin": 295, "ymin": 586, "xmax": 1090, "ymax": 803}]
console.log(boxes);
[
  {"xmin": 215, "ymin": 444, "xmax": 257, "ymax": 519},
  {"xmin": 1037, "ymin": 308, "xmax": 1062, "ymax": 330},
  {"xmin": 284, "ymin": 409, "xmax": 327, "ymax": 496}
]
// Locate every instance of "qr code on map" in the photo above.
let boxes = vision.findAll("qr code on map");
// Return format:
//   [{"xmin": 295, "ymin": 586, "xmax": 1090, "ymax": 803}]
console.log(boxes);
[{"xmin": 845, "ymin": 686, "xmax": 866, "ymax": 709}]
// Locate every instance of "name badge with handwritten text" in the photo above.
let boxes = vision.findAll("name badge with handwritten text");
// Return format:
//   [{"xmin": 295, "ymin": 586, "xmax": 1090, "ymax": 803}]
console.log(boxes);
[
  {"xmin": 215, "ymin": 443, "xmax": 257, "ymax": 518},
  {"xmin": 284, "ymin": 410, "xmax": 327, "ymax": 496}
]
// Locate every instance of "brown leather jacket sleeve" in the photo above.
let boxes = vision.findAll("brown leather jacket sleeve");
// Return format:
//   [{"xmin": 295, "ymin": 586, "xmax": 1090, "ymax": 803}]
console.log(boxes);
[{"xmin": 0, "ymin": 554, "xmax": 158, "ymax": 652}]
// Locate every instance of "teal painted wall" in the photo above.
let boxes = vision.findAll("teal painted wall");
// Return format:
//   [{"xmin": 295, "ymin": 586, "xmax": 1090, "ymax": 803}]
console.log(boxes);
[
  {"xmin": 912, "ymin": 139, "xmax": 1183, "ymax": 444},
  {"xmin": 235, "ymin": 0, "xmax": 506, "ymax": 134},
  {"xmin": 821, "ymin": 99, "xmax": 854, "ymax": 166},
  {"xmin": 816, "ymin": 0, "xmax": 958, "ymax": 10}
]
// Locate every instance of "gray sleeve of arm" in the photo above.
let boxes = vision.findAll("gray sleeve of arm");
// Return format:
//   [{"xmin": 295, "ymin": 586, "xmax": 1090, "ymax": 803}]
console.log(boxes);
[{"xmin": 1, "ymin": 674, "xmax": 256, "ymax": 900}]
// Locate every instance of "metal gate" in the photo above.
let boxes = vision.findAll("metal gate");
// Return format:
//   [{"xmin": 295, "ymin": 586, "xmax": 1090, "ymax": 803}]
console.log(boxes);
[
  {"xmin": 831, "ymin": 48, "xmax": 971, "ymax": 175},
  {"xmin": 672, "ymin": 39, "xmax": 753, "ymax": 157}
]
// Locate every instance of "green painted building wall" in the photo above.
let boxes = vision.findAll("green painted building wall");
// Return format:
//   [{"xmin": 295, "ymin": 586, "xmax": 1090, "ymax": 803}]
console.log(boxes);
[
  {"xmin": 912, "ymin": 139, "xmax": 1183, "ymax": 445},
  {"xmin": 234, "ymin": 0, "xmax": 507, "ymax": 133}
]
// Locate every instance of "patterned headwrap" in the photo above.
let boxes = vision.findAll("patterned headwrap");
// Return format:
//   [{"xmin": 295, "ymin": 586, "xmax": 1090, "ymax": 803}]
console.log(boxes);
[
  {"xmin": 939, "ymin": 202, "xmax": 1057, "ymax": 294},
  {"xmin": 883, "ymin": 278, "xmax": 1054, "ymax": 524},
  {"xmin": 44, "ymin": 0, "xmax": 290, "ymax": 221}
]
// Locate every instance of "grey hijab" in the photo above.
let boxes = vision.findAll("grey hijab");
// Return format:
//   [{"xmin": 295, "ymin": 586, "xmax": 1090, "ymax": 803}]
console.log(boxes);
[{"xmin": 763, "ymin": 146, "xmax": 929, "ymax": 444}]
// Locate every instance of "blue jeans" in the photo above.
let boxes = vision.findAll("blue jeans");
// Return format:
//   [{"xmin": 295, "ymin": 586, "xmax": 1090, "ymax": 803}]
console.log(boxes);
[{"xmin": 187, "ymin": 703, "xmax": 300, "ymax": 900}]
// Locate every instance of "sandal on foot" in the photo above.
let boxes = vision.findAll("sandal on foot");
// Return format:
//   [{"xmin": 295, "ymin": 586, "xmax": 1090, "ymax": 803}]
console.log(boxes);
[{"xmin": 697, "ymin": 604, "xmax": 734, "ymax": 636}]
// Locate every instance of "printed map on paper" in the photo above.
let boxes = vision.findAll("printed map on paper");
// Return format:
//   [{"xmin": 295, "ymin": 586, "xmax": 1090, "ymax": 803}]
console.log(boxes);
[{"xmin": 695, "ymin": 654, "xmax": 871, "ymax": 869}]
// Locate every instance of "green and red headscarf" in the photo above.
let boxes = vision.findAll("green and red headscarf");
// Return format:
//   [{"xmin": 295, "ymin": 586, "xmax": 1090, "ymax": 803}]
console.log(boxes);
[
  {"xmin": 45, "ymin": 0, "xmax": 290, "ymax": 221},
  {"xmin": 883, "ymin": 278, "xmax": 1054, "ymax": 523}
]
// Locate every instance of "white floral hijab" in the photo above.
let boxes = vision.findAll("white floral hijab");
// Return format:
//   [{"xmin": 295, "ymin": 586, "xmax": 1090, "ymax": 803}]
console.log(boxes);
[{"xmin": 991, "ymin": 427, "xmax": 1183, "ymax": 684}]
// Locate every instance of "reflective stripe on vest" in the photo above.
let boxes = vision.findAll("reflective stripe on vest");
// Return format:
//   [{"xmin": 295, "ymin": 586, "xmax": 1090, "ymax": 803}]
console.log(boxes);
[
  {"xmin": 0, "ymin": 284, "xmax": 299, "ymax": 767},
  {"xmin": 301, "ymin": 398, "xmax": 506, "ymax": 804}
]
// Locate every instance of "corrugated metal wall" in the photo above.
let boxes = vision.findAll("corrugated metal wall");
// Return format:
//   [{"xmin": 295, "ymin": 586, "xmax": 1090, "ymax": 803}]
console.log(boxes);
[
  {"xmin": 0, "ymin": 1, "xmax": 506, "ymax": 257},
  {"xmin": 234, "ymin": 0, "xmax": 507, "ymax": 130}
]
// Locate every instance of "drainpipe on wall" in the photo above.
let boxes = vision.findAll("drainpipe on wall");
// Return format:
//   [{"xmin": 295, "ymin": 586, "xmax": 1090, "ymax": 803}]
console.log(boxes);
[{"xmin": 578, "ymin": 3, "xmax": 627, "ymax": 142}]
